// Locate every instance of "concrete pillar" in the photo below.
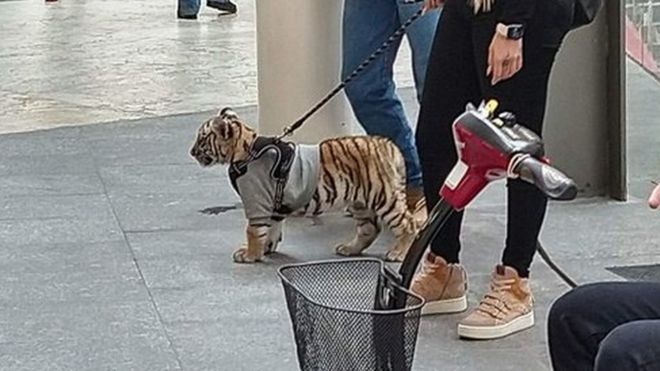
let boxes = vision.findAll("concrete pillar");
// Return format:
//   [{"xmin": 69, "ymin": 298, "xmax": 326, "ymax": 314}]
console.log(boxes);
[
  {"xmin": 544, "ymin": 1, "xmax": 626, "ymax": 199},
  {"xmin": 255, "ymin": 1, "xmax": 354, "ymax": 144}
]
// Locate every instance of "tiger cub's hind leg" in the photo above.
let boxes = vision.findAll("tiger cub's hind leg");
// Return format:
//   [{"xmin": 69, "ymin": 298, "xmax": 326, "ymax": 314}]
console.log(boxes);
[
  {"xmin": 335, "ymin": 203, "xmax": 380, "ymax": 257},
  {"xmin": 375, "ymin": 190, "xmax": 418, "ymax": 262}
]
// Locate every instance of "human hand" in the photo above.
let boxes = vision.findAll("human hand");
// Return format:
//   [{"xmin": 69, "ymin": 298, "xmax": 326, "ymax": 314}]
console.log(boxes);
[
  {"xmin": 649, "ymin": 183, "xmax": 660, "ymax": 209},
  {"xmin": 487, "ymin": 32, "xmax": 523, "ymax": 85},
  {"xmin": 423, "ymin": 0, "xmax": 443, "ymax": 12}
]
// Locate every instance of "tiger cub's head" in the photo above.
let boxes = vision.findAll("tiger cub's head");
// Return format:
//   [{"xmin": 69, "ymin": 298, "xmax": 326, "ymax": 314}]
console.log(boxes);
[{"xmin": 190, "ymin": 108, "xmax": 257, "ymax": 167}]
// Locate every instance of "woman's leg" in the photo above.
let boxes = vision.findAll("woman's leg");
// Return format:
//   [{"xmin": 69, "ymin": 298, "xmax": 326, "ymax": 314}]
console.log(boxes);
[
  {"xmin": 454, "ymin": 8, "xmax": 560, "ymax": 340},
  {"xmin": 396, "ymin": 1, "xmax": 441, "ymax": 103},
  {"xmin": 409, "ymin": 0, "xmax": 478, "ymax": 316},
  {"xmin": 468, "ymin": 10, "xmax": 559, "ymax": 278},
  {"xmin": 178, "ymin": 0, "xmax": 201, "ymax": 18},
  {"xmin": 342, "ymin": 0, "xmax": 423, "ymax": 189},
  {"xmin": 416, "ymin": 0, "xmax": 480, "ymax": 263}
]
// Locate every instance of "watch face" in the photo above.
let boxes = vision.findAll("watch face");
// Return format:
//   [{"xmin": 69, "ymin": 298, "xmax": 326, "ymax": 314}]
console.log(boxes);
[{"xmin": 508, "ymin": 26, "xmax": 524, "ymax": 39}]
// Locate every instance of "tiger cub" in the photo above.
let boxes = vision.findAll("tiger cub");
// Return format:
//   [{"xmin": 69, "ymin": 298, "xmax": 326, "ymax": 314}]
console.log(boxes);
[{"xmin": 190, "ymin": 108, "xmax": 419, "ymax": 263}]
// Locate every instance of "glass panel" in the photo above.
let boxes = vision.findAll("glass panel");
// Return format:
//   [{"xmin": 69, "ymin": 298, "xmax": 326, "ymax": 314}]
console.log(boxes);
[{"xmin": 626, "ymin": 0, "xmax": 660, "ymax": 199}]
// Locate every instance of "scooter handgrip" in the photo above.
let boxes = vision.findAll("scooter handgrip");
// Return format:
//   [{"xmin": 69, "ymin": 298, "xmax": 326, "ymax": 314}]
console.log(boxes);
[{"xmin": 515, "ymin": 157, "xmax": 578, "ymax": 201}]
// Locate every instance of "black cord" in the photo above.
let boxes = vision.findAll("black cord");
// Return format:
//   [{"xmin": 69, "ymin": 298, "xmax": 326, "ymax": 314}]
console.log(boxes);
[{"xmin": 537, "ymin": 241, "xmax": 578, "ymax": 288}]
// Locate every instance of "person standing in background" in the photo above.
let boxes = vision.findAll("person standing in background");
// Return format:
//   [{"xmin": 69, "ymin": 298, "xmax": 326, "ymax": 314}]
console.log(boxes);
[
  {"xmin": 342, "ymin": 1, "xmax": 441, "ymax": 211},
  {"xmin": 178, "ymin": 0, "xmax": 237, "ymax": 20}
]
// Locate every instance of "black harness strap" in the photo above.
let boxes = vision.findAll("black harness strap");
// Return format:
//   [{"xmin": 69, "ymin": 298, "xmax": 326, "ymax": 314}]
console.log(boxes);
[{"xmin": 229, "ymin": 137, "xmax": 296, "ymax": 217}]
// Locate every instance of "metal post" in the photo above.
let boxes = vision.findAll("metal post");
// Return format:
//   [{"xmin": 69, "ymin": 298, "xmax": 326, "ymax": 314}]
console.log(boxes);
[{"xmin": 254, "ymin": 1, "xmax": 354, "ymax": 144}]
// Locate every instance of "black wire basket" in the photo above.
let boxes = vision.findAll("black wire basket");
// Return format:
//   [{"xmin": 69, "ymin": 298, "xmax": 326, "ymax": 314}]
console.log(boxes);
[{"xmin": 278, "ymin": 258, "xmax": 425, "ymax": 371}]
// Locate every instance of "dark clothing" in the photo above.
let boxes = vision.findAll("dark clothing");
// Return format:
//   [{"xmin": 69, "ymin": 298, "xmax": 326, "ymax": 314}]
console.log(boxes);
[
  {"xmin": 416, "ymin": 0, "xmax": 565, "ymax": 277},
  {"xmin": 549, "ymin": 282, "xmax": 660, "ymax": 371},
  {"xmin": 498, "ymin": 0, "xmax": 535, "ymax": 25}
]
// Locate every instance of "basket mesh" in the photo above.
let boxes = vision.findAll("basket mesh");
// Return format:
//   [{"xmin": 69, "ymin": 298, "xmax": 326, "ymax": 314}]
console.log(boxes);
[{"xmin": 279, "ymin": 259, "xmax": 423, "ymax": 371}]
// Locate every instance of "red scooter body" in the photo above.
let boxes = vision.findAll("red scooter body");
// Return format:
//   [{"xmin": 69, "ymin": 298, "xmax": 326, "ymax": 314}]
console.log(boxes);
[{"xmin": 440, "ymin": 106, "xmax": 544, "ymax": 210}]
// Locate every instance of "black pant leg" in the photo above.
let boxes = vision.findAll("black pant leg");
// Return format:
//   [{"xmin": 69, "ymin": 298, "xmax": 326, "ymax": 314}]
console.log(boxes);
[
  {"xmin": 415, "ymin": 0, "xmax": 481, "ymax": 262},
  {"xmin": 468, "ymin": 6, "xmax": 560, "ymax": 277},
  {"xmin": 594, "ymin": 319, "xmax": 660, "ymax": 371},
  {"xmin": 549, "ymin": 282, "xmax": 660, "ymax": 371}
]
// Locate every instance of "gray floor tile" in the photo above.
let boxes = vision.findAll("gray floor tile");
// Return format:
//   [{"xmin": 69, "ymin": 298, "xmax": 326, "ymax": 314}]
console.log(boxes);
[
  {"xmin": 107, "ymin": 190, "xmax": 238, "ymax": 232},
  {"xmin": 0, "ymin": 194, "xmax": 114, "ymax": 220},
  {"xmin": 0, "ymin": 301, "xmax": 180, "ymax": 371},
  {"xmin": 0, "ymin": 217, "xmax": 123, "ymax": 246},
  {"xmin": 0, "ymin": 152, "xmax": 97, "ymax": 176},
  {"xmin": 126, "ymin": 229, "xmax": 231, "ymax": 259},
  {"xmin": 0, "ymin": 173, "xmax": 104, "ymax": 197},
  {"xmin": 165, "ymin": 319, "xmax": 296, "ymax": 371},
  {"xmin": 98, "ymin": 163, "xmax": 227, "ymax": 195},
  {"xmin": 0, "ymin": 260, "xmax": 143, "ymax": 305},
  {"xmin": 0, "ymin": 241, "xmax": 144, "ymax": 305},
  {"xmin": 0, "ymin": 133, "xmax": 87, "ymax": 157}
]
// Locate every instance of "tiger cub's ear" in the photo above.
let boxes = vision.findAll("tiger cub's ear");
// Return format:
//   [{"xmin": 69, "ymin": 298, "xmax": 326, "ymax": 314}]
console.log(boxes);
[{"xmin": 218, "ymin": 107, "xmax": 237, "ymax": 119}]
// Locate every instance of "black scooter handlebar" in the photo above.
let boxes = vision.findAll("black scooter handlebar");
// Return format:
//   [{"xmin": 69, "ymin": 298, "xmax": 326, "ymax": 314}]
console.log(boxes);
[{"xmin": 514, "ymin": 156, "xmax": 578, "ymax": 201}]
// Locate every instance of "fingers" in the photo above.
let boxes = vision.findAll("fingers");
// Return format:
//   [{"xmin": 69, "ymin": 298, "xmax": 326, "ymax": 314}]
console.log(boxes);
[
  {"xmin": 423, "ymin": 0, "xmax": 442, "ymax": 12},
  {"xmin": 503, "ymin": 54, "xmax": 523, "ymax": 81},
  {"xmin": 511, "ymin": 54, "xmax": 523, "ymax": 78},
  {"xmin": 488, "ymin": 35, "xmax": 523, "ymax": 85},
  {"xmin": 492, "ymin": 55, "xmax": 503, "ymax": 85},
  {"xmin": 649, "ymin": 183, "xmax": 660, "ymax": 209},
  {"xmin": 487, "ymin": 44, "xmax": 495, "ymax": 82},
  {"xmin": 490, "ymin": 54, "xmax": 523, "ymax": 85}
]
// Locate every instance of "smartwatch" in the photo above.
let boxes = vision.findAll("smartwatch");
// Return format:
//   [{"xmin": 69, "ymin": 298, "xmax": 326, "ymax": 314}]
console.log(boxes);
[{"xmin": 496, "ymin": 23, "xmax": 525, "ymax": 40}]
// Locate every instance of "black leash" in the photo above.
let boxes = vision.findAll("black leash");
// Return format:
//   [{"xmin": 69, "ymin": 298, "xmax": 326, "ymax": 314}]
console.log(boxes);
[{"xmin": 277, "ymin": 7, "xmax": 426, "ymax": 140}]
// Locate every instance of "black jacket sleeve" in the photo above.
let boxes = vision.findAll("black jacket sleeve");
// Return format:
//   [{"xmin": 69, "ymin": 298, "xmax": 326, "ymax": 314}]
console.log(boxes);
[{"xmin": 498, "ymin": 0, "xmax": 536, "ymax": 26}]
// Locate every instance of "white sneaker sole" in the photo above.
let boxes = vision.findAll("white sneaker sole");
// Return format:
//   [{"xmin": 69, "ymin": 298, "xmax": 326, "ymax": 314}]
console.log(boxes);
[
  {"xmin": 421, "ymin": 295, "xmax": 468, "ymax": 315},
  {"xmin": 457, "ymin": 311, "xmax": 535, "ymax": 340}
]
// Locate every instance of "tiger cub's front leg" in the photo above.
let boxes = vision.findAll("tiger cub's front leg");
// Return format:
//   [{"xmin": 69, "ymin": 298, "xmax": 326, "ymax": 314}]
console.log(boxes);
[
  {"xmin": 264, "ymin": 220, "xmax": 283, "ymax": 255},
  {"xmin": 232, "ymin": 223, "xmax": 270, "ymax": 263}
]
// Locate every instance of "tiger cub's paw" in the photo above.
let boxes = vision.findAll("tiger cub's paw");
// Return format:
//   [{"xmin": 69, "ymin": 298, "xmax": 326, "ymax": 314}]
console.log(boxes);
[
  {"xmin": 385, "ymin": 249, "xmax": 406, "ymax": 262},
  {"xmin": 264, "ymin": 240, "xmax": 279, "ymax": 255},
  {"xmin": 335, "ymin": 242, "xmax": 363, "ymax": 257},
  {"xmin": 232, "ymin": 247, "xmax": 262, "ymax": 263}
]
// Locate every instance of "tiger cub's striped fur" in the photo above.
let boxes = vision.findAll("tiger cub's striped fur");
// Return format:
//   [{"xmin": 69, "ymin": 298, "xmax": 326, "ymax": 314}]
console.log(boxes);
[{"xmin": 190, "ymin": 108, "xmax": 419, "ymax": 263}]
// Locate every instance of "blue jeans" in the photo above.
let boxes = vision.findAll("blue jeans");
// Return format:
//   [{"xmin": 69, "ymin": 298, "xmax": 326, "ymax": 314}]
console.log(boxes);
[
  {"xmin": 342, "ymin": 0, "xmax": 440, "ymax": 188},
  {"xmin": 178, "ymin": 0, "xmax": 232, "ymax": 15},
  {"xmin": 178, "ymin": 0, "xmax": 200, "ymax": 16}
]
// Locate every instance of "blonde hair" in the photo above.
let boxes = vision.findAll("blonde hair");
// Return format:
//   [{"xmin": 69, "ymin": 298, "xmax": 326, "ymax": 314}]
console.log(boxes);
[{"xmin": 471, "ymin": 0, "xmax": 494, "ymax": 14}]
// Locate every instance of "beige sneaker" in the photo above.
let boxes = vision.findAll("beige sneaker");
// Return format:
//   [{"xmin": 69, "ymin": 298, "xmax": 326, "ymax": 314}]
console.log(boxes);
[
  {"xmin": 457, "ymin": 265, "xmax": 534, "ymax": 340},
  {"xmin": 410, "ymin": 253, "xmax": 468, "ymax": 315}
]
